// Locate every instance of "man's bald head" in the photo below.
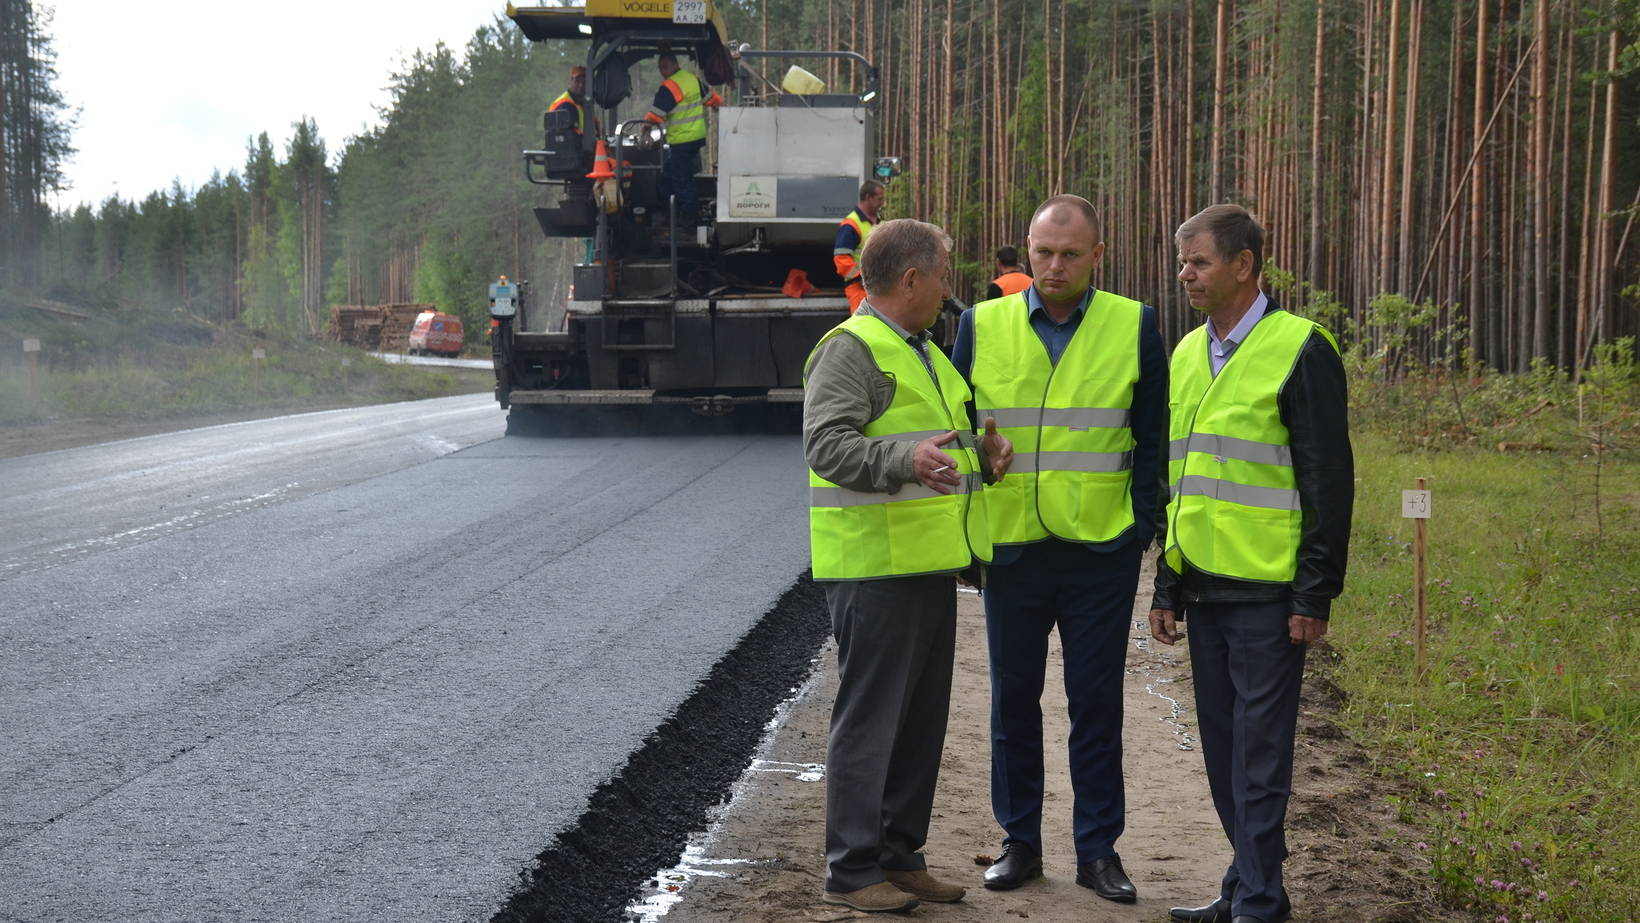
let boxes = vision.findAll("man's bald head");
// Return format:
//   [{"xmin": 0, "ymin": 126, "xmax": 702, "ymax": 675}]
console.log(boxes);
[
  {"xmin": 1029, "ymin": 194, "xmax": 1100, "ymax": 241},
  {"xmin": 1025, "ymin": 194, "xmax": 1105, "ymax": 312}
]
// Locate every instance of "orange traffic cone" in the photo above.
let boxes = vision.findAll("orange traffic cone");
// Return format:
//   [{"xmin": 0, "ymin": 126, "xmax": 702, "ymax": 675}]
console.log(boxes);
[{"xmin": 586, "ymin": 139, "xmax": 616, "ymax": 180}]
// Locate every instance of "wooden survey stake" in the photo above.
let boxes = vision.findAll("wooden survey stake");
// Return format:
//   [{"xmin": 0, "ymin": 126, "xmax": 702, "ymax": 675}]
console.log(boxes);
[{"xmin": 1401, "ymin": 478, "xmax": 1431, "ymax": 679}]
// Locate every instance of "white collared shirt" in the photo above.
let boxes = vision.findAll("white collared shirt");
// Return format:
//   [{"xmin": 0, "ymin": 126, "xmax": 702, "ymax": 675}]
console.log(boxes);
[{"xmin": 1207, "ymin": 291, "xmax": 1268, "ymax": 377}]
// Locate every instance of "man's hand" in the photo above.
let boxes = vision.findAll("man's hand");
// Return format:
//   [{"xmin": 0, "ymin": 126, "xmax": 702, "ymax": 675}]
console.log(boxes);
[
  {"xmin": 913, "ymin": 431, "xmax": 963, "ymax": 494},
  {"xmin": 1289, "ymin": 614, "xmax": 1328, "ymax": 646},
  {"xmin": 980, "ymin": 416, "xmax": 1014, "ymax": 481},
  {"xmin": 1148, "ymin": 607, "xmax": 1183, "ymax": 645}
]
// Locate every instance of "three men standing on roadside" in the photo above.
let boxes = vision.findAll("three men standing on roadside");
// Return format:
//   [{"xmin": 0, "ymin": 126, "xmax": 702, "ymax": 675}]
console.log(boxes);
[{"xmin": 952, "ymin": 194, "xmax": 1167, "ymax": 905}]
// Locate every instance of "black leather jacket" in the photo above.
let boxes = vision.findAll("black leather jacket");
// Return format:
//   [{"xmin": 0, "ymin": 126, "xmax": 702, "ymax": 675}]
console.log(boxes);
[{"xmin": 1150, "ymin": 306, "xmax": 1354, "ymax": 620}]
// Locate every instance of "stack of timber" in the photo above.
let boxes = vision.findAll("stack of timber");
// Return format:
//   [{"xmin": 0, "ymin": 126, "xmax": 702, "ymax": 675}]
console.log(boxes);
[{"xmin": 326, "ymin": 303, "xmax": 435, "ymax": 351}]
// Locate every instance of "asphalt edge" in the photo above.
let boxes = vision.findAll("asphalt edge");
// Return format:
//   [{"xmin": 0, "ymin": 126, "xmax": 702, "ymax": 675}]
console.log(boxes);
[{"xmin": 490, "ymin": 572, "xmax": 830, "ymax": 922}]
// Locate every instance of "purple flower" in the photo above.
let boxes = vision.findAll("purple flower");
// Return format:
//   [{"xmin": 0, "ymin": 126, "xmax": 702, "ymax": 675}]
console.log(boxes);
[
  {"xmin": 1416, "ymin": 841, "xmax": 1428, "ymax": 850},
  {"xmin": 1537, "ymin": 890, "xmax": 1549, "ymax": 902},
  {"xmin": 1492, "ymin": 879, "xmax": 1505, "ymax": 890},
  {"xmin": 1434, "ymin": 789, "xmax": 1448, "ymax": 799},
  {"xmin": 1512, "ymin": 840, "xmax": 1523, "ymax": 851}
]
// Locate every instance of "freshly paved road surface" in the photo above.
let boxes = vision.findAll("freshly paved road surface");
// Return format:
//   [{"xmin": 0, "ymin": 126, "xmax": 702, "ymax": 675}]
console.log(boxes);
[{"xmin": 0, "ymin": 395, "xmax": 811, "ymax": 921}]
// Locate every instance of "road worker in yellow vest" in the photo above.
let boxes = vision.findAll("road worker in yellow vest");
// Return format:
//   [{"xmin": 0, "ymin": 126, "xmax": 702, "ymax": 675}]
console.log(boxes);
[
  {"xmin": 834, "ymin": 180, "xmax": 885, "ymax": 313},
  {"xmin": 803, "ymin": 218, "xmax": 1014, "ymax": 914},
  {"xmin": 951, "ymin": 194, "xmax": 1167, "ymax": 903},
  {"xmin": 644, "ymin": 53, "xmax": 723, "ymax": 229},
  {"xmin": 1149, "ymin": 204, "xmax": 1354, "ymax": 923}
]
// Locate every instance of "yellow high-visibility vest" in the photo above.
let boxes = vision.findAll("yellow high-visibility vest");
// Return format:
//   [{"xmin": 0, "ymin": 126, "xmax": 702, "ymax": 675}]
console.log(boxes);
[
  {"xmin": 1163, "ymin": 310, "xmax": 1338, "ymax": 583},
  {"xmin": 807, "ymin": 313, "xmax": 992, "ymax": 580},
  {"xmin": 969, "ymin": 290, "xmax": 1141, "ymax": 545},
  {"xmin": 652, "ymin": 70, "xmax": 709, "ymax": 144},
  {"xmin": 834, "ymin": 209, "xmax": 875, "ymax": 282}
]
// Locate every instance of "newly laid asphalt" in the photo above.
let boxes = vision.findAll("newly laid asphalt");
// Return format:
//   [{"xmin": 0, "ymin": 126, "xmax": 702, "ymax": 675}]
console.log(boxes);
[{"xmin": 0, "ymin": 395, "xmax": 811, "ymax": 921}]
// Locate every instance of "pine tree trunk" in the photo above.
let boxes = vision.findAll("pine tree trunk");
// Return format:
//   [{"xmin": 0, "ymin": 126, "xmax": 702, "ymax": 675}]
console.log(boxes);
[
  {"xmin": 1210, "ymin": 0, "xmax": 1228, "ymax": 202},
  {"xmin": 1468, "ymin": 0, "xmax": 1488, "ymax": 365}
]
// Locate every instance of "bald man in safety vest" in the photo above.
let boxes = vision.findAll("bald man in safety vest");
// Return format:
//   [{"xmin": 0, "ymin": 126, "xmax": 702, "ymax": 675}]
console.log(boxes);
[{"xmin": 951, "ymin": 194, "xmax": 1166, "ymax": 905}]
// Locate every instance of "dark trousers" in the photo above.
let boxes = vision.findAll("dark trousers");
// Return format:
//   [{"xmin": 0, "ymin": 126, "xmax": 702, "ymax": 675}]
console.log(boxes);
[
  {"xmin": 663, "ymin": 139, "xmax": 704, "ymax": 225},
  {"xmin": 984, "ymin": 538, "xmax": 1141, "ymax": 863},
  {"xmin": 1185, "ymin": 600, "xmax": 1307, "ymax": 922},
  {"xmin": 823, "ymin": 574, "xmax": 957, "ymax": 893}
]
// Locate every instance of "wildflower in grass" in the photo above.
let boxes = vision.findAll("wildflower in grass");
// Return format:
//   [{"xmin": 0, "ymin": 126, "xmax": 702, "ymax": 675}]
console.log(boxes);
[
  {"xmin": 1416, "ymin": 841, "xmax": 1429, "ymax": 850},
  {"xmin": 1537, "ymin": 890, "xmax": 1549, "ymax": 902},
  {"xmin": 1512, "ymin": 840, "xmax": 1523, "ymax": 851}
]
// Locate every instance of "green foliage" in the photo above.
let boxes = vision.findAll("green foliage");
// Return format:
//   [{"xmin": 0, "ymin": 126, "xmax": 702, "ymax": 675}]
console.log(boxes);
[
  {"xmin": 413, "ymin": 240, "xmax": 486, "ymax": 328},
  {"xmin": 1329, "ymin": 426, "xmax": 1640, "ymax": 921}
]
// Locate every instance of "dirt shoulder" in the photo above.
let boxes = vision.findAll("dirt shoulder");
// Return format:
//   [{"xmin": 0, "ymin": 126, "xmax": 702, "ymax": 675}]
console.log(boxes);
[{"xmin": 648, "ymin": 560, "xmax": 1461, "ymax": 923}]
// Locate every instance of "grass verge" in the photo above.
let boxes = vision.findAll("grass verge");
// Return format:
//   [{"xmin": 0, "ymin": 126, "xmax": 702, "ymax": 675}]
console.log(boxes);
[
  {"xmin": 1332, "ymin": 366, "xmax": 1638, "ymax": 922},
  {"xmin": 0, "ymin": 298, "xmax": 489, "ymax": 430}
]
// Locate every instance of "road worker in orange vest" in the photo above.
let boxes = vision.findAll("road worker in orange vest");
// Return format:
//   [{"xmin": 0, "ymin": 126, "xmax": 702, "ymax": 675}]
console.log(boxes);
[
  {"xmin": 986, "ymin": 245, "xmax": 1033, "ymax": 300},
  {"xmin": 834, "ymin": 180, "xmax": 886, "ymax": 313},
  {"xmin": 548, "ymin": 65, "xmax": 600, "ymax": 144}
]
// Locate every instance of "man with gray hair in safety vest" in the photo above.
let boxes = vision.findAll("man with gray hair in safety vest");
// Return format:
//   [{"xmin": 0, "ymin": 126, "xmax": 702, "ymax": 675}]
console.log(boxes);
[
  {"xmin": 1150, "ymin": 203, "xmax": 1353, "ymax": 923},
  {"xmin": 645, "ymin": 53, "xmax": 723, "ymax": 229},
  {"xmin": 951, "ymin": 193, "xmax": 1166, "ymax": 905},
  {"xmin": 803, "ymin": 218, "xmax": 1013, "ymax": 914}
]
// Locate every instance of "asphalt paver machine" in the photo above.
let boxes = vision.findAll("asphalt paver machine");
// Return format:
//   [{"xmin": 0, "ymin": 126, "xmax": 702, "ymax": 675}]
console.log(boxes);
[{"xmin": 493, "ymin": 0, "xmax": 901, "ymax": 433}]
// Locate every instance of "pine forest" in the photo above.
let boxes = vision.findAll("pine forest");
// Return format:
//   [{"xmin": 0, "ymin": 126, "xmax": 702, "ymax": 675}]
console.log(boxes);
[{"xmin": 3, "ymin": 0, "xmax": 1638, "ymax": 375}]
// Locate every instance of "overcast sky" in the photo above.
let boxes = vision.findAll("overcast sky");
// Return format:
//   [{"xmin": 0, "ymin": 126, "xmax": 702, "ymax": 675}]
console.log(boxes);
[{"xmin": 45, "ymin": 0, "xmax": 508, "ymax": 211}]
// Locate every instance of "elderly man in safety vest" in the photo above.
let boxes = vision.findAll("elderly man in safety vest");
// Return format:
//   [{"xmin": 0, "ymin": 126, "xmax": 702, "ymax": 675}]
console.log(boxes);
[
  {"xmin": 834, "ymin": 180, "xmax": 885, "ymax": 313},
  {"xmin": 950, "ymin": 194, "xmax": 1166, "ymax": 904},
  {"xmin": 1150, "ymin": 204, "xmax": 1353, "ymax": 923},
  {"xmin": 644, "ymin": 53, "xmax": 722, "ymax": 230},
  {"xmin": 804, "ymin": 218, "xmax": 1013, "ymax": 914}
]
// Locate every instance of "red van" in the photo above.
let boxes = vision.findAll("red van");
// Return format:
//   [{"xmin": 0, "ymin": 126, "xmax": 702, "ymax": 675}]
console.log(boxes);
[{"xmin": 407, "ymin": 311, "xmax": 465, "ymax": 357}]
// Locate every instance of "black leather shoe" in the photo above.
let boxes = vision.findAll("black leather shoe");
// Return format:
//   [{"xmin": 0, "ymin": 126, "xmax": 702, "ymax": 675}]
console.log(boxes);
[
  {"xmin": 1169, "ymin": 897, "xmax": 1231, "ymax": 923},
  {"xmin": 1180, "ymin": 889, "xmax": 1289, "ymax": 923},
  {"xmin": 1075, "ymin": 854, "xmax": 1137, "ymax": 903},
  {"xmin": 982, "ymin": 842, "xmax": 1042, "ymax": 890}
]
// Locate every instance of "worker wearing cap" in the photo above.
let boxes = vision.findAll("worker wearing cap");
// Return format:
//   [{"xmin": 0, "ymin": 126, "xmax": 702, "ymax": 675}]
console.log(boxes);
[
  {"xmin": 834, "ymin": 181, "xmax": 885, "ymax": 313},
  {"xmin": 645, "ymin": 54, "xmax": 723, "ymax": 229},
  {"xmin": 549, "ymin": 65, "xmax": 599, "ymax": 145}
]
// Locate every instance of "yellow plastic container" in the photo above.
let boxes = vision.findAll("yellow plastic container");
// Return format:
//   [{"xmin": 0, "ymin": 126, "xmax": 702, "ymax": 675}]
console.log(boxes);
[{"xmin": 780, "ymin": 65, "xmax": 827, "ymax": 95}]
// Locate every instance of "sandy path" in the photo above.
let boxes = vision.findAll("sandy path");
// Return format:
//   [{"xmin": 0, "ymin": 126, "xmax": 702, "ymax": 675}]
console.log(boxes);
[{"xmin": 654, "ymin": 559, "xmax": 1237, "ymax": 922}]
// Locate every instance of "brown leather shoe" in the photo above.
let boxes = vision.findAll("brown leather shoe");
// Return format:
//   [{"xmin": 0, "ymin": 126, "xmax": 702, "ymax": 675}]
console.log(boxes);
[
  {"xmin": 821, "ymin": 881, "xmax": 920, "ymax": 913},
  {"xmin": 884, "ymin": 868, "xmax": 967, "ymax": 902}
]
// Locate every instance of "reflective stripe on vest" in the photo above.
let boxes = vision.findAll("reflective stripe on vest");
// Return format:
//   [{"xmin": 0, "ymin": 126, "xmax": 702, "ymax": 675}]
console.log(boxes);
[
  {"xmin": 806, "ymin": 314, "xmax": 992, "ymax": 580},
  {"xmin": 1162, "ymin": 310, "xmax": 1338, "ymax": 583},
  {"xmin": 834, "ymin": 210, "xmax": 874, "ymax": 280},
  {"xmin": 652, "ymin": 70, "xmax": 708, "ymax": 144},
  {"xmin": 969, "ymin": 290, "xmax": 1141, "ymax": 545},
  {"xmin": 550, "ymin": 92, "xmax": 584, "ymax": 134}
]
